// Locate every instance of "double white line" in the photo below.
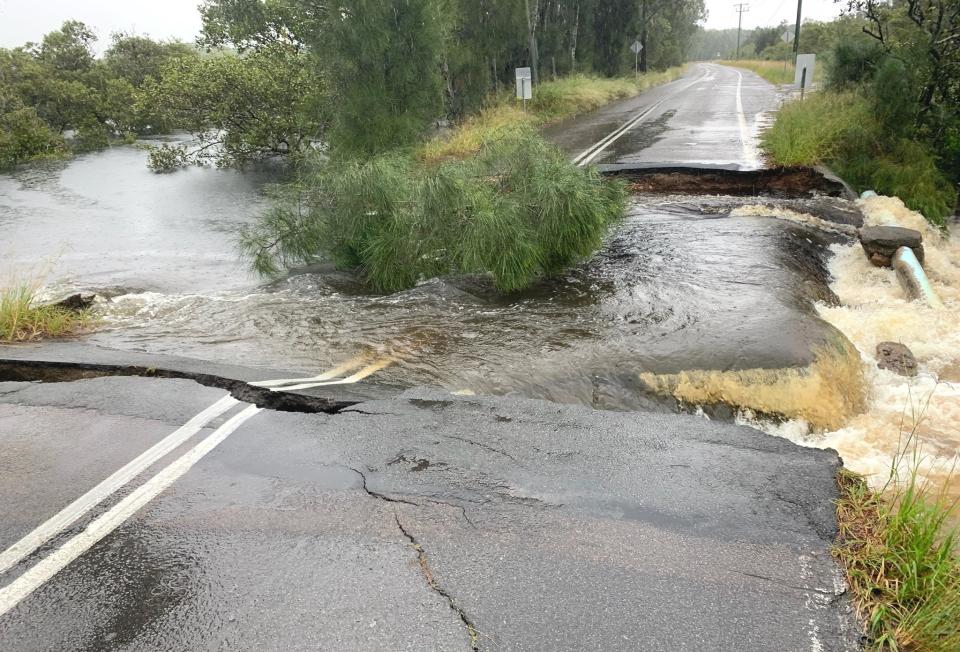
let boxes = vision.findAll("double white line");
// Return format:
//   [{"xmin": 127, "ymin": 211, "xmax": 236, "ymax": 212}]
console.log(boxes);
[
  {"xmin": 572, "ymin": 67, "xmax": 712, "ymax": 168},
  {"xmin": 0, "ymin": 353, "xmax": 395, "ymax": 616}
]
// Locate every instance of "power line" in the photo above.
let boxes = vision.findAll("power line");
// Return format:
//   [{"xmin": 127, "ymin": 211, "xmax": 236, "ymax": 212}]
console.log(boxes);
[{"xmin": 734, "ymin": 3, "xmax": 750, "ymax": 60}]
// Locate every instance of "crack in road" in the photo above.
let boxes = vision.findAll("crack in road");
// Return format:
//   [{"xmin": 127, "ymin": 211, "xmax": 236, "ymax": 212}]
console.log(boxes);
[
  {"xmin": 442, "ymin": 434, "xmax": 518, "ymax": 463},
  {"xmin": 351, "ymin": 467, "xmax": 478, "ymax": 528},
  {"xmin": 393, "ymin": 513, "xmax": 482, "ymax": 651},
  {"xmin": 348, "ymin": 466, "xmax": 483, "ymax": 649}
]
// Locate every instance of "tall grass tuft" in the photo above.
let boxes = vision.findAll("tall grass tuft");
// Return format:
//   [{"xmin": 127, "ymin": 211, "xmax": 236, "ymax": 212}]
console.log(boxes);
[
  {"xmin": 0, "ymin": 283, "xmax": 94, "ymax": 342},
  {"xmin": 240, "ymin": 125, "xmax": 627, "ymax": 293},
  {"xmin": 835, "ymin": 438, "xmax": 960, "ymax": 651}
]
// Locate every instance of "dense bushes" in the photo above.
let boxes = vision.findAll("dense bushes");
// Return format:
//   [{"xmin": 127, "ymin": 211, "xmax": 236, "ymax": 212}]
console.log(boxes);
[
  {"xmin": 240, "ymin": 126, "xmax": 626, "ymax": 292},
  {"xmin": 763, "ymin": 89, "xmax": 957, "ymax": 226}
]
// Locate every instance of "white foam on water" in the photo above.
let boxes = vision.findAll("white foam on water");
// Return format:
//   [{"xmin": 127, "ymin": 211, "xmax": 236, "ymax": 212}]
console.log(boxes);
[{"xmin": 746, "ymin": 195, "xmax": 960, "ymax": 494}]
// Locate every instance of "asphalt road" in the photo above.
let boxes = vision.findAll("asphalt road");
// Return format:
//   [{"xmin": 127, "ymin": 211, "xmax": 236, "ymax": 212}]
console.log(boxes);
[
  {"xmin": 0, "ymin": 66, "xmax": 863, "ymax": 650},
  {"xmin": 544, "ymin": 63, "xmax": 779, "ymax": 170},
  {"xmin": 0, "ymin": 374, "xmax": 860, "ymax": 651}
]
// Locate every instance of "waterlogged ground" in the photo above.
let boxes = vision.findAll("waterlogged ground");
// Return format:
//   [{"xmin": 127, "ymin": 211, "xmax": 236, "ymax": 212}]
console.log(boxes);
[{"xmin": 2, "ymin": 145, "xmax": 957, "ymax": 496}]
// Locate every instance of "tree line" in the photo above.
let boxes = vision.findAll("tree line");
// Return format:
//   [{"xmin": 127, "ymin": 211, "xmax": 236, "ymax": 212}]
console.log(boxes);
[
  {"xmin": 1, "ymin": 1, "xmax": 707, "ymax": 168},
  {"xmin": 0, "ymin": 22, "xmax": 196, "ymax": 169}
]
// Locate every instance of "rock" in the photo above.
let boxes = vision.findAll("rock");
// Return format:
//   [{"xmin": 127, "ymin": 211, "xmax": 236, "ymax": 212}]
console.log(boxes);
[
  {"xmin": 50, "ymin": 293, "xmax": 97, "ymax": 311},
  {"xmin": 876, "ymin": 342, "xmax": 918, "ymax": 377},
  {"xmin": 859, "ymin": 225, "xmax": 924, "ymax": 268}
]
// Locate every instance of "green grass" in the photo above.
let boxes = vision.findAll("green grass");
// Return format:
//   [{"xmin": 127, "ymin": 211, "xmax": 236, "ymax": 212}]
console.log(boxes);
[
  {"xmin": 0, "ymin": 283, "xmax": 94, "ymax": 343},
  {"xmin": 418, "ymin": 68, "xmax": 686, "ymax": 164},
  {"xmin": 762, "ymin": 91, "xmax": 873, "ymax": 165},
  {"xmin": 241, "ymin": 125, "xmax": 627, "ymax": 293},
  {"xmin": 719, "ymin": 59, "xmax": 797, "ymax": 85},
  {"xmin": 835, "ymin": 454, "xmax": 960, "ymax": 651},
  {"xmin": 762, "ymin": 90, "xmax": 957, "ymax": 226}
]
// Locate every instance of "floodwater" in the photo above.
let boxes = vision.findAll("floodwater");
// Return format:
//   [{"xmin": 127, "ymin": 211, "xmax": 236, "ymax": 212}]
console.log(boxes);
[{"xmin": 1, "ymin": 144, "xmax": 957, "ymax": 495}]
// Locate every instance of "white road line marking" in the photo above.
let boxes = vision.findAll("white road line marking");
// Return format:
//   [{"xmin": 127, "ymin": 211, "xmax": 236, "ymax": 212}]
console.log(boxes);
[
  {"xmin": 0, "ymin": 394, "xmax": 239, "ymax": 576},
  {"xmin": 572, "ymin": 67, "xmax": 711, "ymax": 168},
  {"xmin": 0, "ymin": 349, "xmax": 394, "ymax": 602},
  {"xmin": 0, "ymin": 404, "xmax": 260, "ymax": 617},
  {"xmin": 735, "ymin": 71, "xmax": 755, "ymax": 165},
  {"xmin": 249, "ymin": 354, "xmax": 371, "ymax": 388},
  {"xmin": 273, "ymin": 357, "xmax": 396, "ymax": 392},
  {"xmin": 575, "ymin": 100, "xmax": 669, "ymax": 167}
]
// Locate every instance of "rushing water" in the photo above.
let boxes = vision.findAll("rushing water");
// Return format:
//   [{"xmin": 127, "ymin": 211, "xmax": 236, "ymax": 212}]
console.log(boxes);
[{"xmin": 2, "ymin": 145, "xmax": 957, "ymax": 496}]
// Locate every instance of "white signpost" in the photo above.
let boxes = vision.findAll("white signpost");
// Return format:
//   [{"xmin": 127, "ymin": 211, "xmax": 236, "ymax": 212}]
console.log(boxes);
[
  {"xmin": 630, "ymin": 40, "xmax": 643, "ymax": 78},
  {"xmin": 794, "ymin": 53, "xmax": 815, "ymax": 99},
  {"xmin": 516, "ymin": 67, "xmax": 532, "ymax": 108}
]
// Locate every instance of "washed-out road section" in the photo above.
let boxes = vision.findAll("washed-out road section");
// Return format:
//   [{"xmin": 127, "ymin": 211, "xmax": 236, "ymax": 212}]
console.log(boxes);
[
  {"xmin": 0, "ymin": 64, "xmax": 864, "ymax": 650},
  {"xmin": 0, "ymin": 374, "xmax": 860, "ymax": 650}
]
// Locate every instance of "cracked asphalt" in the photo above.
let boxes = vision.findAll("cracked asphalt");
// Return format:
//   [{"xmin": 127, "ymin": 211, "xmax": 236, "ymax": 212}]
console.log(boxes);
[{"xmin": 0, "ymin": 375, "xmax": 861, "ymax": 650}]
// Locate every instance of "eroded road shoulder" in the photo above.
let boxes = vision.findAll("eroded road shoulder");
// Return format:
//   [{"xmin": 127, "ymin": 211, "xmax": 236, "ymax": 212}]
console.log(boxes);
[{"xmin": 0, "ymin": 376, "xmax": 860, "ymax": 650}]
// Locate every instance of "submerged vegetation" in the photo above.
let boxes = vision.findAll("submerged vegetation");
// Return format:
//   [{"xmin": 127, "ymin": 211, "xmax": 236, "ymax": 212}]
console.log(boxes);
[
  {"xmin": 241, "ymin": 126, "xmax": 626, "ymax": 292},
  {"xmin": 836, "ymin": 464, "xmax": 959, "ymax": 651},
  {"xmin": 0, "ymin": 284, "xmax": 93, "ymax": 343}
]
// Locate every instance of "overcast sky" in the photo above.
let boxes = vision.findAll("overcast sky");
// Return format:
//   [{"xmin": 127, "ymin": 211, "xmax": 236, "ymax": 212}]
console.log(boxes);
[
  {"xmin": 0, "ymin": 0, "xmax": 845, "ymax": 51},
  {"xmin": 703, "ymin": 0, "xmax": 844, "ymax": 30}
]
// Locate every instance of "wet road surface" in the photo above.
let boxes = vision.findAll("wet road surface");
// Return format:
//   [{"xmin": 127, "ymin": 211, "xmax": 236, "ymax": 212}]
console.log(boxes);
[
  {"xmin": 544, "ymin": 63, "xmax": 779, "ymax": 170},
  {"xmin": 0, "ymin": 376, "xmax": 859, "ymax": 651}
]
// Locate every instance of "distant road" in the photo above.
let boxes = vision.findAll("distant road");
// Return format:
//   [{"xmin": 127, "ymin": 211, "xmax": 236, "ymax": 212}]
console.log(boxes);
[{"xmin": 544, "ymin": 63, "xmax": 780, "ymax": 171}]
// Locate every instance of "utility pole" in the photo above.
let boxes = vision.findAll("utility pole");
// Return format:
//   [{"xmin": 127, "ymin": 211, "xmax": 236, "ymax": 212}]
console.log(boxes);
[
  {"xmin": 793, "ymin": 0, "xmax": 803, "ymax": 54},
  {"xmin": 735, "ymin": 4, "xmax": 749, "ymax": 60}
]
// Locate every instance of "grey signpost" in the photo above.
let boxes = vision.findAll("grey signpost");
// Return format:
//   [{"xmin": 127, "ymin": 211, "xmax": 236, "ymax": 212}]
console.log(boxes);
[
  {"xmin": 630, "ymin": 40, "xmax": 643, "ymax": 79},
  {"xmin": 516, "ymin": 67, "xmax": 532, "ymax": 109}
]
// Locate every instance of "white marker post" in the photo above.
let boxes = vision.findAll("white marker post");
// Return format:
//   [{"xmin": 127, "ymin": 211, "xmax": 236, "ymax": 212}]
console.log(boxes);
[
  {"xmin": 516, "ymin": 67, "xmax": 532, "ymax": 110},
  {"xmin": 630, "ymin": 40, "xmax": 643, "ymax": 79},
  {"xmin": 794, "ymin": 53, "xmax": 815, "ymax": 100}
]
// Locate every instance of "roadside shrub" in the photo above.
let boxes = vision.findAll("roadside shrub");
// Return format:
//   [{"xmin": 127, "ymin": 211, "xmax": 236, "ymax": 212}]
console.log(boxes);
[
  {"xmin": 828, "ymin": 40, "xmax": 884, "ymax": 88},
  {"xmin": 872, "ymin": 58, "xmax": 916, "ymax": 139},
  {"xmin": 240, "ymin": 126, "xmax": 627, "ymax": 292}
]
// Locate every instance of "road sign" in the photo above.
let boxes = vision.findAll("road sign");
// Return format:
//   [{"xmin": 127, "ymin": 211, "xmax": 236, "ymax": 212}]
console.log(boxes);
[
  {"xmin": 630, "ymin": 40, "xmax": 643, "ymax": 54},
  {"xmin": 781, "ymin": 30, "xmax": 794, "ymax": 43},
  {"xmin": 516, "ymin": 67, "xmax": 532, "ymax": 102}
]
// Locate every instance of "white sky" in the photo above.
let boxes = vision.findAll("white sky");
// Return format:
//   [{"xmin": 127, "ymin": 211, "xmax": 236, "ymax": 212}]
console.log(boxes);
[
  {"xmin": 703, "ymin": 0, "xmax": 844, "ymax": 30},
  {"xmin": 0, "ymin": 0, "xmax": 203, "ymax": 50},
  {"xmin": 0, "ymin": 0, "xmax": 845, "ymax": 51}
]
